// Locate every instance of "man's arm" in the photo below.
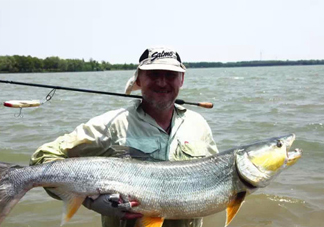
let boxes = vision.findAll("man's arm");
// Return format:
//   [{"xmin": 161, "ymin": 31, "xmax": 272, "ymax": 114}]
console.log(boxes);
[
  {"xmin": 30, "ymin": 117, "xmax": 114, "ymax": 166},
  {"xmin": 29, "ymin": 119, "xmax": 113, "ymax": 199}
]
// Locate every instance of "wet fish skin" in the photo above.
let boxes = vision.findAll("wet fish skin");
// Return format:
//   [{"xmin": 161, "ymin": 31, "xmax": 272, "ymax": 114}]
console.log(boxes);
[{"xmin": 0, "ymin": 134, "xmax": 301, "ymax": 226}]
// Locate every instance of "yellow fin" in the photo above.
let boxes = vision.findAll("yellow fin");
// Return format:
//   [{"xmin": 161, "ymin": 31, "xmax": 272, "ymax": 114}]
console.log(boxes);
[
  {"xmin": 135, "ymin": 216, "xmax": 164, "ymax": 227},
  {"xmin": 62, "ymin": 196, "xmax": 84, "ymax": 224},
  {"xmin": 47, "ymin": 188, "xmax": 85, "ymax": 226},
  {"xmin": 225, "ymin": 191, "xmax": 246, "ymax": 227}
]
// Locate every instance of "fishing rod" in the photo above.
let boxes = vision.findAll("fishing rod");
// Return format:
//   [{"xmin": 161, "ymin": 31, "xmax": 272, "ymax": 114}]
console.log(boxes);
[{"xmin": 0, "ymin": 79, "xmax": 213, "ymax": 109}]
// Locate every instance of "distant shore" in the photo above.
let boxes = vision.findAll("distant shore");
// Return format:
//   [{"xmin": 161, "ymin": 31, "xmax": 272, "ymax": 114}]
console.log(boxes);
[{"xmin": 1, "ymin": 55, "xmax": 323, "ymax": 73}]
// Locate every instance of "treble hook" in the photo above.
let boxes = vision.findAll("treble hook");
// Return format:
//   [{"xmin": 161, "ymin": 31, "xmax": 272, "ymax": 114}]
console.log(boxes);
[{"xmin": 14, "ymin": 108, "xmax": 23, "ymax": 118}]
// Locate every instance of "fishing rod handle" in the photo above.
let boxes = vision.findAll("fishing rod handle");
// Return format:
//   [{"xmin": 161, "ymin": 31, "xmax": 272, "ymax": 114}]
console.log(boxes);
[{"xmin": 197, "ymin": 102, "xmax": 213, "ymax": 109}]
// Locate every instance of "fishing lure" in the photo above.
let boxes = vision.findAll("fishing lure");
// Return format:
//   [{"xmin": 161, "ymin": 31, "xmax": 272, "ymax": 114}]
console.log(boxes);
[{"xmin": 3, "ymin": 89, "xmax": 56, "ymax": 117}]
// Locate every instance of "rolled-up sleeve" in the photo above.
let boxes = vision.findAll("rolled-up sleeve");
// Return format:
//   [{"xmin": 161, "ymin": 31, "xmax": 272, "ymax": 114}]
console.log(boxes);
[{"xmin": 29, "ymin": 116, "xmax": 112, "ymax": 166}]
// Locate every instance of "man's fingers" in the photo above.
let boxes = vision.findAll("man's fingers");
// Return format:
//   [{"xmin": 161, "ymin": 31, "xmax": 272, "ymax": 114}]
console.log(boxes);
[
  {"xmin": 108, "ymin": 194, "xmax": 120, "ymax": 202},
  {"xmin": 82, "ymin": 197, "xmax": 92, "ymax": 208},
  {"xmin": 117, "ymin": 193, "xmax": 140, "ymax": 208},
  {"xmin": 119, "ymin": 194, "xmax": 129, "ymax": 203},
  {"xmin": 118, "ymin": 199, "xmax": 140, "ymax": 210},
  {"xmin": 130, "ymin": 200, "xmax": 140, "ymax": 207}
]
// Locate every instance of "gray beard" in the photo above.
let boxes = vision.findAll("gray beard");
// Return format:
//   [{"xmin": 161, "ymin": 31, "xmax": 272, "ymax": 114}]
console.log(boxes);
[{"xmin": 142, "ymin": 94, "xmax": 175, "ymax": 111}]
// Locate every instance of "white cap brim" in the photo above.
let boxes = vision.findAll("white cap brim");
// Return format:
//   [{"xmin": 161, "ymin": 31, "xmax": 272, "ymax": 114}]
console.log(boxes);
[
  {"xmin": 139, "ymin": 58, "xmax": 185, "ymax": 73},
  {"xmin": 139, "ymin": 64, "xmax": 185, "ymax": 72}
]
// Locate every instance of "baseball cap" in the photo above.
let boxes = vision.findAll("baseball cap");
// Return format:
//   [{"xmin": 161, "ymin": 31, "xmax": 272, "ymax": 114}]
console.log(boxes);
[{"xmin": 124, "ymin": 47, "xmax": 186, "ymax": 94}]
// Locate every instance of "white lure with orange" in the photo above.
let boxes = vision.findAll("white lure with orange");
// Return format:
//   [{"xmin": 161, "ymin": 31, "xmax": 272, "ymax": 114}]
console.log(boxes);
[{"xmin": 3, "ymin": 100, "xmax": 41, "ymax": 108}]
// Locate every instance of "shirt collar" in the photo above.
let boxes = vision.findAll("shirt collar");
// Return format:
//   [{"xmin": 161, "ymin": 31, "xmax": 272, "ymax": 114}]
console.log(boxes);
[
  {"xmin": 132, "ymin": 99, "xmax": 186, "ymax": 137},
  {"xmin": 174, "ymin": 103, "xmax": 187, "ymax": 117}
]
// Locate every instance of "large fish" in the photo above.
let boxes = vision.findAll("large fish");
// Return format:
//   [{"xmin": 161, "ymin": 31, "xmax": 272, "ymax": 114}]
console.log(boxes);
[{"xmin": 0, "ymin": 134, "xmax": 302, "ymax": 227}]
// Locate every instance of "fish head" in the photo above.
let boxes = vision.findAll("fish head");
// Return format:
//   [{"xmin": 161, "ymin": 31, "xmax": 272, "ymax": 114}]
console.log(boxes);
[{"xmin": 235, "ymin": 134, "xmax": 302, "ymax": 188}]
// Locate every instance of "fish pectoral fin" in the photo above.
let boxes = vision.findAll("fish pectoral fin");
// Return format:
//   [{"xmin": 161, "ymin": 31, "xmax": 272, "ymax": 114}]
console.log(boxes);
[
  {"xmin": 61, "ymin": 195, "xmax": 85, "ymax": 225},
  {"xmin": 135, "ymin": 216, "xmax": 164, "ymax": 227},
  {"xmin": 225, "ymin": 191, "xmax": 246, "ymax": 227},
  {"xmin": 47, "ymin": 188, "xmax": 86, "ymax": 226}
]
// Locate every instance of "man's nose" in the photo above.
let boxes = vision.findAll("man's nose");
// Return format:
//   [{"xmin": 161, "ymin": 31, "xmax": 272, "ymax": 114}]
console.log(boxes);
[{"xmin": 156, "ymin": 75, "xmax": 167, "ymax": 86}]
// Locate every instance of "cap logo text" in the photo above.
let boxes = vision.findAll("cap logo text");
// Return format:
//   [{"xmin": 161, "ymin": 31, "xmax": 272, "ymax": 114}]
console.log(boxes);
[{"xmin": 151, "ymin": 51, "xmax": 175, "ymax": 62}]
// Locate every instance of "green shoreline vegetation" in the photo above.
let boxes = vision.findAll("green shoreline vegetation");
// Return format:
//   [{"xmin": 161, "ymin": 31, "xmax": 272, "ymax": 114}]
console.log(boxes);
[{"xmin": 1, "ymin": 55, "xmax": 324, "ymax": 73}]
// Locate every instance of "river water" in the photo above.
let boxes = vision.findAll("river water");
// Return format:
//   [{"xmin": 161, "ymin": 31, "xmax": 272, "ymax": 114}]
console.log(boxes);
[{"xmin": 0, "ymin": 65, "xmax": 323, "ymax": 227}]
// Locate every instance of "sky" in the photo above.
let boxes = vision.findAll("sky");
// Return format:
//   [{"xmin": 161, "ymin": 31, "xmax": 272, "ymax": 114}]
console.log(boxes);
[{"xmin": 0, "ymin": 0, "xmax": 323, "ymax": 64}]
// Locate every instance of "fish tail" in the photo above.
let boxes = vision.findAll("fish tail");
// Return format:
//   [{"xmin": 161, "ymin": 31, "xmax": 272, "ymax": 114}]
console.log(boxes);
[{"xmin": 0, "ymin": 161, "xmax": 27, "ymax": 225}]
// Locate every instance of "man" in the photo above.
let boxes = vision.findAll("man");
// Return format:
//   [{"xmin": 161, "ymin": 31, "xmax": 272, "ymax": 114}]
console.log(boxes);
[{"xmin": 30, "ymin": 47, "xmax": 218, "ymax": 227}]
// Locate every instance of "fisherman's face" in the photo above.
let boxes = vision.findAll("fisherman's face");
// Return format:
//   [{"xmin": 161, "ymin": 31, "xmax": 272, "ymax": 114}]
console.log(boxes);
[{"xmin": 136, "ymin": 70, "xmax": 184, "ymax": 110}]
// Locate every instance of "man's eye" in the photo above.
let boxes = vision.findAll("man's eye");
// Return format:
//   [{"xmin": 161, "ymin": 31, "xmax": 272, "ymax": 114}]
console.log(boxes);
[
  {"xmin": 146, "ymin": 72, "xmax": 158, "ymax": 77},
  {"xmin": 147, "ymin": 73, "xmax": 159, "ymax": 78},
  {"xmin": 165, "ymin": 73, "xmax": 178, "ymax": 79}
]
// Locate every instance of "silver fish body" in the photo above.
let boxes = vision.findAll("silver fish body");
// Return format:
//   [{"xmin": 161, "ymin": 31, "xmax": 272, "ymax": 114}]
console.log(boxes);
[{"xmin": 0, "ymin": 134, "xmax": 301, "ymax": 226}]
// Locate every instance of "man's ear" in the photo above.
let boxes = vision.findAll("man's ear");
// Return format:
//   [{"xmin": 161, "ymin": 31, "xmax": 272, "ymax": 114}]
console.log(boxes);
[
  {"xmin": 136, "ymin": 70, "xmax": 142, "ymax": 87},
  {"xmin": 136, "ymin": 77, "xmax": 141, "ymax": 87},
  {"xmin": 180, "ymin": 73, "xmax": 185, "ymax": 87}
]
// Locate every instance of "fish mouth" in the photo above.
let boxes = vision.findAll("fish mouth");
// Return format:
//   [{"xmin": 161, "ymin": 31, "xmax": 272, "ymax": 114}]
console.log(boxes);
[
  {"xmin": 281, "ymin": 134, "xmax": 302, "ymax": 166},
  {"xmin": 287, "ymin": 148, "xmax": 302, "ymax": 166}
]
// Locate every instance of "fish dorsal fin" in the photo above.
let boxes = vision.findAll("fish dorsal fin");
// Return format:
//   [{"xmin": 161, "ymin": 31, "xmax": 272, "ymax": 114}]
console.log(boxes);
[
  {"xmin": 47, "ymin": 188, "xmax": 86, "ymax": 226},
  {"xmin": 225, "ymin": 191, "xmax": 246, "ymax": 227},
  {"xmin": 135, "ymin": 216, "xmax": 164, "ymax": 227}
]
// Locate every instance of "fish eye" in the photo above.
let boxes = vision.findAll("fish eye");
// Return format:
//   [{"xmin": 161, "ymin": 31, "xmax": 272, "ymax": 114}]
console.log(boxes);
[{"xmin": 276, "ymin": 140, "xmax": 283, "ymax": 148}]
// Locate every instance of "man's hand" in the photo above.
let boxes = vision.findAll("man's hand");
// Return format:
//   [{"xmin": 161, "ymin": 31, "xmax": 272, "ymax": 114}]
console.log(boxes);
[{"xmin": 83, "ymin": 194, "xmax": 143, "ymax": 219}]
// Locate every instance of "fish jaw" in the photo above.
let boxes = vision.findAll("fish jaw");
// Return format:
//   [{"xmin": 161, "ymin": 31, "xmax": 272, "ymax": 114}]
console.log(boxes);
[
  {"xmin": 286, "ymin": 148, "xmax": 302, "ymax": 166},
  {"xmin": 235, "ymin": 134, "xmax": 297, "ymax": 188}
]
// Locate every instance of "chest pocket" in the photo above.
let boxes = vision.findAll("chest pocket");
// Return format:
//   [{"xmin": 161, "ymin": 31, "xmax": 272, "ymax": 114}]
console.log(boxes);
[
  {"xmin": 175, "ymin": 138, "xmax": 208, "ymax": 161},
  {"xmin": 125, "ymin": 138, "xmax": 159, "ymax": 153},
  {"xmin": 115, "ymin": 137, "xmax": 160, "ymax": 160}
]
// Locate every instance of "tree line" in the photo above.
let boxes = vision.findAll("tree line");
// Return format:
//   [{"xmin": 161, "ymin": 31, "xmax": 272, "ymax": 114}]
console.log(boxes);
[
  {"xmin": 185, "ymin": 60, "xmax": 324, "ymax": 68},
  {"xmin": 1, "ymin": 55, "xmax": 324, "ymax": 73},
  {"xmin": 0, "ymin": 55, "xmax": 136, "ymax": 73}
]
